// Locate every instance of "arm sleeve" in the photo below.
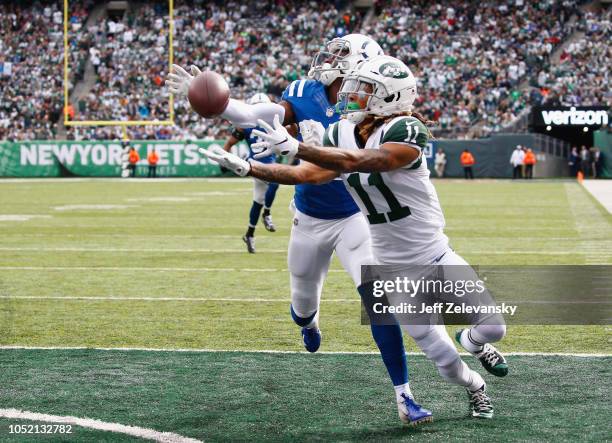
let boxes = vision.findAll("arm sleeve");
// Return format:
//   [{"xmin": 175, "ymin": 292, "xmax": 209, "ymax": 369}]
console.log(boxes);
[{"xmin": 220, "ymin": 99, "xmax": 286, "ymax": 129}]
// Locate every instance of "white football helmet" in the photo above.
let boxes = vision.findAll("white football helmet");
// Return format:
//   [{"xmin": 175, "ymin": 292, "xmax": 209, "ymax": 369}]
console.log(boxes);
[
  {"xmin": 308, "ymin": 34, "xmax": 383, "ymax": 86},
  {"xmin": 247, "ymin": 93, "xmax": 271, "ymax": 105},
  {"xmin": 337, "ymin": 55, "xmax": 418, "ymax": 124}
]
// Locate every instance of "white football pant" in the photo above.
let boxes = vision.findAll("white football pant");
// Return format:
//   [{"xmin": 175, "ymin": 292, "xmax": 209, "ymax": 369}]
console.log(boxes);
[{"xmin": 288, "ymin": 207, "xmax": 374, "ymax": 320}]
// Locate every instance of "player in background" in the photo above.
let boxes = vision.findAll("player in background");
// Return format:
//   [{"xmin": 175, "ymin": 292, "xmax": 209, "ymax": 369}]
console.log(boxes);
[
  {"xmin": 223, "ymin": 93, "xmax": 279, "ymax": 253},
  {"xmin": 201, "ymin": 55, "xmax": 507, "ymax": 419},
  {"xmin": 167, "ymin": 34, "xmax": 432, "ymax": 425}
]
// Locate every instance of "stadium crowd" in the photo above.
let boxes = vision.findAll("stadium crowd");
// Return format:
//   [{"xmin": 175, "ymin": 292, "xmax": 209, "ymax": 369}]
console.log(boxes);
[
  {"xmin": 538, "ymin": 7, "xmax": 610, "ymax": 107},
  {"xmin": 366, "ymin": 0, "xmax": 585, "ymax": 135},
  {"xmin": 0, "ymin": 0, "xmax": 608, "ymax": 142}
]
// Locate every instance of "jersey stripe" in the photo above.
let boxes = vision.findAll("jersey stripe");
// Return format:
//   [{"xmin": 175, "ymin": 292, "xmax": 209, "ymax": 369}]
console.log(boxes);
[
  {"xmin": 288, "ymin": 80, "xmax": 298, "ymax": 97},
  {"xmin": 297, "ymin": 80, "xmax": 306, "ymax": 97},
  {"xmin": 328, "ymin": 123, "xmax": 337, "ymax": 146}
]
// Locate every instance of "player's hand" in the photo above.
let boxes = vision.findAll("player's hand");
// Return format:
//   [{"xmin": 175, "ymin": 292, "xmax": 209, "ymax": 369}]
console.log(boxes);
[
  {"xmin": 299, "ymin": 120, "xmax": 325, "ymax": 146},
  {"xmin": 165, "ymin": 64, "xmax": 202, "ymax": 97},
  {"xmin": 199, "ymin": 146, "xmax": 251, "ymax": 177},
  {"xmin": 251, "ymin": 115, "xmax": 299, "ymax": 159}
]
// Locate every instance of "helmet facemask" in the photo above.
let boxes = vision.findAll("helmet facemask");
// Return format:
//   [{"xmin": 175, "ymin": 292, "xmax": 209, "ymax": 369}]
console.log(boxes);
[
  {"xmin": 337, "ymin": 76, "xmax": 389, "ymax": 124},
  {"xmin": 308, "ymin": 39, "xmax": 354, "ymax": 86}
]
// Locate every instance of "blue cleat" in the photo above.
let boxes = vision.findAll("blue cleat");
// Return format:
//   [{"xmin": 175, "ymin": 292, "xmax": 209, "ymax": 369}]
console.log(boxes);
[
  {"xmin": 397, "ymin": 393, "xmax": 433, "ymax": 426},
  {"xmin": 301, "ymin": 327, "xmax": 322, "ymax": 353}
]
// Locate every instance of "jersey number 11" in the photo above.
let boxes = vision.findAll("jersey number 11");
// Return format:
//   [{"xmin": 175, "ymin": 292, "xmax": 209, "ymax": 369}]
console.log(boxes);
[{"xmin": 347, "ymin": 172, "xmax": 411, "ymax": 224}]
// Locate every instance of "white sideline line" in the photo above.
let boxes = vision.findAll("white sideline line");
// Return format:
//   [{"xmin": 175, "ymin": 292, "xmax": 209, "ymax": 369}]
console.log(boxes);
[
  {"xmin": 0, "ymin": 247, "xmax": 609, "ymax": 256},
  {"xmin": 0, "ymin": 408, "xmax": 202, "ymax": 443},
  {"xmin": 0, "ymin": 266, "xmax": 344, "ymax": 273},
  {"xmin": 0, "ymin": 346, "xmax": 609, "ymax": 357},
  {"xmin": 0, "ymin": 296, "xmax": 609, "ymax": 304},
  {"xmin": 0, "ymin": 177, "xmax": 246, "ymax": 183},
  {"xmin": 0, "ymin": 296, "xmax": 356, "ymax": 302},
  {"xmin": 0, "ymin": 247, "xmax": 289, "ymax": 253}
]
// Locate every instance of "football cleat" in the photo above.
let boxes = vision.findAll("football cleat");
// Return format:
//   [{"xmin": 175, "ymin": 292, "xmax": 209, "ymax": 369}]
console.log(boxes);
[
  {"xmin": 262, "ymin": 214, "xmax": 276, "ymax": 232},
  {"xmin": 467, "ymin": 385, "xmax": 494, "ymax": 419},
  {"xmin": 397, "ymin": 393, "xmax": 433, "ymax": 426},
  {"xmin": 242, "ymin": 235, "xmax": 256, "ymax": 253},
  {"xmin": 301, "ymin": 327, "xmax": 321, "ymax": 353},
  {"xmin": 456, "ymin": 329, "xmax": 508, "ymax": 377}
]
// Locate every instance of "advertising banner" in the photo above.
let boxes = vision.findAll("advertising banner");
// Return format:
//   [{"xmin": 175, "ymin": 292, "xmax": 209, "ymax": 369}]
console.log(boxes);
[{"xmin": 0, "ymin": 140, "xmax": 251, "ymax": 177}]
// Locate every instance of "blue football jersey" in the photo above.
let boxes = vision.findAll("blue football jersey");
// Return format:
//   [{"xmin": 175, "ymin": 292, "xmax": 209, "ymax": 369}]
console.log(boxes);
[
  {"xmin": 242, "ymin": 127, "xmax": 276, "ymax": 164},
  {"xmin": 281, "ymin": 79, "xmax": 359, "ymax": 220}
]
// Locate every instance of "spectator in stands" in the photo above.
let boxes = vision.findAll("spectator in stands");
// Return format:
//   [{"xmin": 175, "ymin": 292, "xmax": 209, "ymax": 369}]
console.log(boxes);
[
  {"xmin": 460, "ymin": 149, "xmax": 475, "ymax": 179},
  {"xmin": 434, "ymin": 148, "xmax": 447, "ymax": 178},
  {"xmin": 568, "ymin": 146, "xmax": 580, "ymax": 177},
  {"xmin": 128, "ymin": 146, "xmax": 139, "ymax": 177},
  {"xmin": 524, "ymin": 148, "xmax": 536, "ymax": 179},
  {"xmin": 510, "ymin": 145, "xmax": 525, "ymax": 179},
  {"xmin": 147, "ymin": 148, "xmax": 159, "ymax": 178}
]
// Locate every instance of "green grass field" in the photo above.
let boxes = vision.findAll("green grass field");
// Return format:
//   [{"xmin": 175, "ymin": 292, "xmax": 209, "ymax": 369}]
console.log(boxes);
[{"xmin": 0, "ymin": 178, "xmax": 610, "ymax": 441}]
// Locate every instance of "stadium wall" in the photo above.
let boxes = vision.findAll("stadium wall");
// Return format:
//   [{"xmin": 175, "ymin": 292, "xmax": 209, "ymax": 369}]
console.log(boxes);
[
  {"xmin": 594, "ymin": 129, "xmax": 612, "ymax": 178},
  {"xmin": 428, "ymin": 133, "xmax": 570, "ymax": 178},
  {"xmin": 0, "ymin": 134, "xmax": 573, "ymax": 178}
]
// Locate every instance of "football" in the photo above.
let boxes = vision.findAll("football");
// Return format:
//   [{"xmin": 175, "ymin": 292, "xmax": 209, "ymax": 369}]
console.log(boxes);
[{"xmin": 187, "ymin": 71, "xmax": 230, "ymax": 118}]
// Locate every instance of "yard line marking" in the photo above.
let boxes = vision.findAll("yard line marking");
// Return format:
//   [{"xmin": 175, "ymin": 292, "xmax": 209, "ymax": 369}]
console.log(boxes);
[
  {"xmin": 0, "ymin": 177, "xmax": 246, "ymax": 183},
  {"xmin": 0, "ymin": 247, "xmax": 609, "ymax": 256},
  {"xmin": 0, "ymin": 296, "xmax": 356, "ymax": 302},
  {"xmin": 0, "ymin": 296, "xmax": 609, "ymax": 304},
  {"xmin": 0, "ymin": 266, "xmax": 344, "ymax": 273},
  {"xmin": 0, "ymin": 247, "xmax": 290, "ymax": 253},
  {"xmin": 0, "ymin": 346, "xmax": 609, "ymax": 357},
  {"xmin": 0, "ymin": 409, "xmax": 201, "ymax": 443}
]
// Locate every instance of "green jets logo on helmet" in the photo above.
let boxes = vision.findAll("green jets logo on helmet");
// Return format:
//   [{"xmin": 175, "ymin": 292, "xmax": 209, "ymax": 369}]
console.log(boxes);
[{"xmin": 379, "ymin": 62, "xmax": 409, "ymax": 79}]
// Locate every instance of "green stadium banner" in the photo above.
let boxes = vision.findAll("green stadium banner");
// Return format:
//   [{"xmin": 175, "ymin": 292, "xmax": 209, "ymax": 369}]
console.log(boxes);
[
  {"xmin": 594, "ymin": 130, "xmax": 611, "ymax": 179},
  {"xmin": 0, "ymin": 140, "xmax": 252, "ymax": 178},
  {"xmin": 0, "ymin": 134, "xmax": 588, "ymax": 178}
]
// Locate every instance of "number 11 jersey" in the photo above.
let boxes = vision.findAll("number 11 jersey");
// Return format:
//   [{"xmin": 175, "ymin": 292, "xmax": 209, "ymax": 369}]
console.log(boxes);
[{"xmin": 322, "ymin": 116, "xmax": 449, "ymax": 264}]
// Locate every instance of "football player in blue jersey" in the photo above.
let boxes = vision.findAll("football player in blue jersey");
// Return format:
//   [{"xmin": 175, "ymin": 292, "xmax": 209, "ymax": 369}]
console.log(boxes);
[
  {"xmin": 166, "ymin": 34, "xmax": 432, "ymax": 425},
  {"xmin": 223, "ymin": 93, "xmax": 279, "ymax": 253}
]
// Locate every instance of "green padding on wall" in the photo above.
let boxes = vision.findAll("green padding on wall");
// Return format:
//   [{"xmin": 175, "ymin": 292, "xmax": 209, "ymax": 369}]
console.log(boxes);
[
  {"xmin": 593, "ymin": 130, "xmax": 611, "ymax": 179},
  {"xmin": 0, "ymin": 140, "xmax": 251, "ymax": 177}
]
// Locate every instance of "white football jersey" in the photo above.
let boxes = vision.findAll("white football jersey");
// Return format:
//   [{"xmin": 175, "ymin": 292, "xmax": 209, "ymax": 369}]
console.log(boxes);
[{"xmin": 323, "ymin": 116, "xmax": 449, "ymax": 264}]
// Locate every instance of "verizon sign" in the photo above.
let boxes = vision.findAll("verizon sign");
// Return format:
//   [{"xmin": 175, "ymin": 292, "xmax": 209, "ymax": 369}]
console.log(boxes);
[{"xmin": 532, "ymin": 106, "xmax": 609, "ymax": 127}]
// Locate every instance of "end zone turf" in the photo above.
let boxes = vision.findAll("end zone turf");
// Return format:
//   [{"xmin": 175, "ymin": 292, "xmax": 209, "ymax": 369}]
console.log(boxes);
[{"xmin": 0, "ymin": 349, "xmax": 610, "ymax": 442}]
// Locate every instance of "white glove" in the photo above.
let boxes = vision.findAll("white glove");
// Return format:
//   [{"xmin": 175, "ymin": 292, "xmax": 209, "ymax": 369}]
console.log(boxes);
[
  {"xmin": 165, "ymin": 64, "xmax": 202, "ymax": 97},
  {"xmin": 251, "ymin": 115, "xmax": 299, "ymax": 159},
  {"xmin": 299, "ymin": 120, "xmax": 325, "ymax": 146},
  {"xmin": 199, "ymin": 146, "xmax": 251, "ymax": 177}
]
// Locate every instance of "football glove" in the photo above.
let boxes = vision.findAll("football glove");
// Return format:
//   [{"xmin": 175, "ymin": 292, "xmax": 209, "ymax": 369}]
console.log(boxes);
[
  {"xmin": 251, "ymin": 115, "xmax": 299, "ymax": 159},
  {"xmin": 199, "ymin": 146, "xmax": 251, "ymax": 177},
  {"xmin": 299, "ymin": 119, "xmax": 325, "ymax": 146},
  {"xmin": 165, "ymin": 64, "xmax": 202, "ymax": 97}
]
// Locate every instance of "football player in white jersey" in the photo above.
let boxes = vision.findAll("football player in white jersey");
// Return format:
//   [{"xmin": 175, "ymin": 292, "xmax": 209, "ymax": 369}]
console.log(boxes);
[
  {"xmin": 202, "ymin": 55, "xmax": 507, "ymax": 419},
  {"xmin": 168, "ymin": 36, "xmax": 433, "ymax": 425}
]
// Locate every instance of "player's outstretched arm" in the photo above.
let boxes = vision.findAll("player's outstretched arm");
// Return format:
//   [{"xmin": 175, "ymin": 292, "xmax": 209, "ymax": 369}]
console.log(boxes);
[
  {"xmin": 295, "ymin": 142, "xmax": 419, "ymax": 173},
  {"xmin": 249, "ymin": 161, "xmax": 338, "ymax": 185},
  {"xmin": 165, "ymin": 64, "xmax": 295, "ymax": 128},
  {"xmin": 198, "ymin": 147, "xmax": 337, "ymax": 184},
  {"xmin": 251, "ymin": 116, "xmax": 420, "ymax": 173}
]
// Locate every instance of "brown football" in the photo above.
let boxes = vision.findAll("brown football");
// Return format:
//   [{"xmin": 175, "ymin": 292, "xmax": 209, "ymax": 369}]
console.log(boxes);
[{"xmin": 187, "ymin": 71, "xmax": 230, "ymax": 118}]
